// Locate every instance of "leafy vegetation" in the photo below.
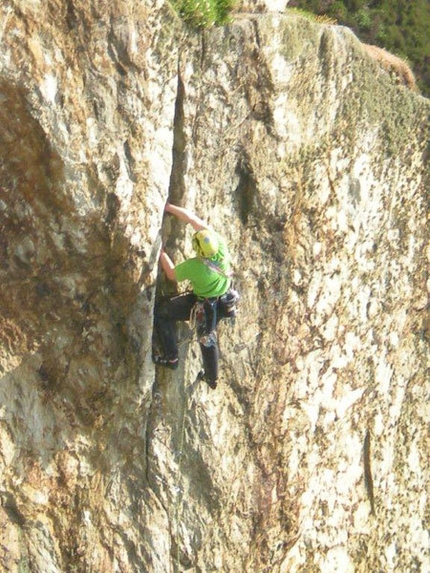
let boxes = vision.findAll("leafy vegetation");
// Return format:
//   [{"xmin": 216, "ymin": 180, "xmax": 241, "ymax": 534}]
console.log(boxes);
[
  {"xmin": 289, "ymin": 0, "xmax": 430, "ymax": 96},
  {"xmin": 170, "ymin": 0, "xmax": 236, "ymax": 28}
]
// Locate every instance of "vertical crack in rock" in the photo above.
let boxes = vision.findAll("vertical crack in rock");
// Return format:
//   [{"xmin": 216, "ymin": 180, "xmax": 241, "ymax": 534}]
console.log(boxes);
[
  {"xmin": 143, "ymin": 57, "xmax": 190, "ymax": 561},
  {"xmin": 235, "ymin": 153, "xmax": 258, "ymax": 226},
  {"xmin": 168, "ymin": 63, "xmax": 186, "ymax": 206},
  {"xmin": 363, "ymin": 429, "xmax": 376, "ymax": 516}
]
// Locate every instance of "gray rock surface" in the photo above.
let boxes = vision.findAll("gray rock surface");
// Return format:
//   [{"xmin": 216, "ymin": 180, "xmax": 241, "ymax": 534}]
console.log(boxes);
[{"xmin": 0, "ymin": 1, "xmax": 428, "ymax": 572}]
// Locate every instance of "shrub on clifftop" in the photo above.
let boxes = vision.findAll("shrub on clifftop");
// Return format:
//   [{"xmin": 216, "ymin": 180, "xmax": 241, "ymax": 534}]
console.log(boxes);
[{"xmin": 171, "ymin": 0, "xmax": 236, "ymax": 27}]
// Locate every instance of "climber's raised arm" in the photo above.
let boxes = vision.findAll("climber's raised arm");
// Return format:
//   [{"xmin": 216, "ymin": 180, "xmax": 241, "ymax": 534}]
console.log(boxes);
[{"xmin": 164, "ymin": 202, "xmax": 209, "ymax": 232}]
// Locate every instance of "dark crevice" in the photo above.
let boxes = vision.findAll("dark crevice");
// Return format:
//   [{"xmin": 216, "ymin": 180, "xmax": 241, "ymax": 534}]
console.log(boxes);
[
  {"xmin": 65, "ymin": 0, "xmax": 78, "ymax": 30},
  {"xmin": 234, "ymin": 155, "xmax": 258, "ymax": 226},
  {"xmin": 168, "ymin": 68, "xmax": 186, "ymax": 206},
  {"xmin": 162, "ymin": 61, "xmax": 188, "ymax": 260},
  {"xmin": 123, "ymin": 139, "xmax": 137, "ymax": 182}
]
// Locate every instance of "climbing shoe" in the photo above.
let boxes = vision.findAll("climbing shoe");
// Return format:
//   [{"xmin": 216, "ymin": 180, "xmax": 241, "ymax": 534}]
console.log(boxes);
[
  {"xmin": 197, "ymin": 370, "xmax": 217, "ymax": 389},
  {"xmin": 152, "ymin": 355, "xmax": 179, "ymax": 370}
]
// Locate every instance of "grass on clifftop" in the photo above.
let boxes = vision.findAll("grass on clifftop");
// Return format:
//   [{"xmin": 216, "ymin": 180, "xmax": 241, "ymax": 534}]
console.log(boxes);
[
  {"xmin": 289, "ymin": 7, "xmax": 338, "ymax": 25},
  {"xmin": 170, "ymin": 0, "xmax": 236, "ymax": 28},
  {"xmin": 289, "ymin": 0, "xmax": 430, "ymax": 96}
]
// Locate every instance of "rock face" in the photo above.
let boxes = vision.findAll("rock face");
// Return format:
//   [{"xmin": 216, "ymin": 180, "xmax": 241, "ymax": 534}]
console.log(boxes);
[{"xmin": 0, "ymin": 1, "xmax": 428, "ymax": 572}]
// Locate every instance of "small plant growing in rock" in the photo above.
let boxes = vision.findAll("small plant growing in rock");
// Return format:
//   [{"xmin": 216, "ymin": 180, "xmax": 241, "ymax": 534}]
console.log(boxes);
[{"xmin": 170, "ymin": 0, "xmax": 236, "ymax": 28}]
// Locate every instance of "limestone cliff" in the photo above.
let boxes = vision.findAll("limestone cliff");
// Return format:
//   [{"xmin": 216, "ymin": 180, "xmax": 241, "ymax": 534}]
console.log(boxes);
[{"xmin": 0, "ymin": 1, "xmax": 428, "ymax": 572}]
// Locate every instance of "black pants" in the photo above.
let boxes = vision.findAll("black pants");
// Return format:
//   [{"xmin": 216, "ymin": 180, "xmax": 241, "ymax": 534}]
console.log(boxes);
[{"xmin": 153, "ymin": 293, "xmax": 220, "ymax": 382}]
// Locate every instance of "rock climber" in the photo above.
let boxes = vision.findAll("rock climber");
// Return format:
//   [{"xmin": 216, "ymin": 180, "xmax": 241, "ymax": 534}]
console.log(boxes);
[{"xmin": 152, "ymin": 202, "xmax": 238, "ymax": 389}]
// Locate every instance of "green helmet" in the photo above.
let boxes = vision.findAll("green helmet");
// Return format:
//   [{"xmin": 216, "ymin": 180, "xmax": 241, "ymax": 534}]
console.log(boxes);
[{"xmin": 192, "ymin": 230, "xmax": 219, "ymax": 258}]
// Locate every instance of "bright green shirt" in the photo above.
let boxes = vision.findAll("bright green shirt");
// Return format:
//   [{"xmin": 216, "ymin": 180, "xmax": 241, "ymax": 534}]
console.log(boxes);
[{"xmin": 175, "ymin": 232, "xmax": 231, "ymax": 298}]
